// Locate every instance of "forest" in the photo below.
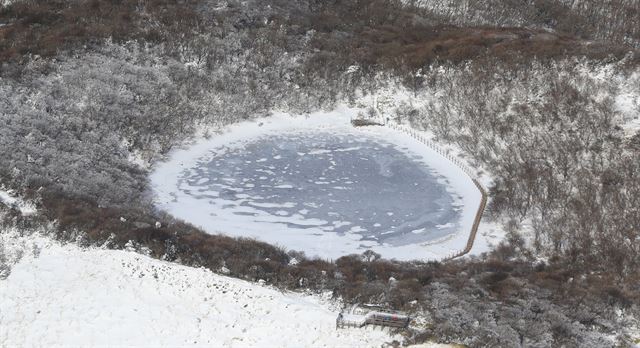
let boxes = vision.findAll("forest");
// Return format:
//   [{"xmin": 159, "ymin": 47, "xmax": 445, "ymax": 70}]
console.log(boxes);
[{"xmin": 1, "ymin": 0, "xmax": 639, "ymax": 346}]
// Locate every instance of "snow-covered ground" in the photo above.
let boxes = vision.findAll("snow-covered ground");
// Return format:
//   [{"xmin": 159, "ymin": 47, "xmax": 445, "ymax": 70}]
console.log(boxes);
[
  {"xmin": 0, "ymin": 187, "xmax": 36, "ymax": 216},
  {"xmin": 615, "ymin": 71, "xmax": 640, "ymax": 137},
  {"xmin": 151, "ymin": 106, "xmax": 485, "ymax": 261},
  {"xmin": 0, "ymin": 229, "xmax": 403, "ymax": 347}
]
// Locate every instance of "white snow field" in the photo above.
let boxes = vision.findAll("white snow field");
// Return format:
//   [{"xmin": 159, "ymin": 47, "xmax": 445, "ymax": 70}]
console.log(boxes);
[
  {"xmin": 151, "ymin": 106, "xmax": 484, "ymax": 261},
  {"xmin": 0, "ymin": 231, "xmax": 402, "ymax": 347}
]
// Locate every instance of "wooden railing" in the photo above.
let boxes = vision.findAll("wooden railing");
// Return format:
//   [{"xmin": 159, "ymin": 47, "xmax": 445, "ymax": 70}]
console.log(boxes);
[{"xmin": 445, "ymin": 178, "xmax": 487, "ymax": 261}]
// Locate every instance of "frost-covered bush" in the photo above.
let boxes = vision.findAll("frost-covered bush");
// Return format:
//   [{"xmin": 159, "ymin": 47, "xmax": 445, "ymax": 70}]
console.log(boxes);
[
  {"xmin": 396, "ymin": 58, "xmax": 640, "ymax": 279},
  {"xmin": 410, "ymin": 0, "xmax": 640, "ymax": 48}
]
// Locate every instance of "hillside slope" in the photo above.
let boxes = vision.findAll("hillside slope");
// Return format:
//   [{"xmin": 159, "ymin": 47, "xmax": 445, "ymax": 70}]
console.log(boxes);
[{"xmin": 0, "ymin": 231, "xmax": 400, "ymax": 347}]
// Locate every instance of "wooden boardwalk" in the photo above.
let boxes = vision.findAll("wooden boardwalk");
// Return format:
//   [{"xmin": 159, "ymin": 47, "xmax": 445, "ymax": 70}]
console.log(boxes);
[
  {"xmin": 443, "ymin": 178, "xmax": 487, "ymax": 261},
  {"xmin": 336, "ymin": 310, "xmax": 410, "ymax": 329}
]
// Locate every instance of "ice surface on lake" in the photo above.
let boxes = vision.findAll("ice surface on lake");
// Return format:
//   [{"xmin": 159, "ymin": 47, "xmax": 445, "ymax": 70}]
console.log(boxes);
[{"xmin": 177, "ymin": 131, "xmax": 461, "ymax": 247}]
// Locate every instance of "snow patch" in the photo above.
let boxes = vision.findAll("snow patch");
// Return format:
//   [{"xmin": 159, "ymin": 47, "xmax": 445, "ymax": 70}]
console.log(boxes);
[{"xmin": 0, "ymin": 188, "xmax": 36, "ymax": 216}]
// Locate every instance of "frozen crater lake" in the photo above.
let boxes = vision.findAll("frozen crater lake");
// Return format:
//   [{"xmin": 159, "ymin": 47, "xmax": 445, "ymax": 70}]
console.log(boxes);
[{"xmin": 152, "ymin": 112, "xmax": 480, "ymax": 260}]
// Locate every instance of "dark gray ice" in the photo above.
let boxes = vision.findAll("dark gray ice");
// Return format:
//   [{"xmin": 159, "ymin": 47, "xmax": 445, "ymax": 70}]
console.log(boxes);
[{"xmin": 179, "ymin": 131, "xmax": 462, "ymax": 246}]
